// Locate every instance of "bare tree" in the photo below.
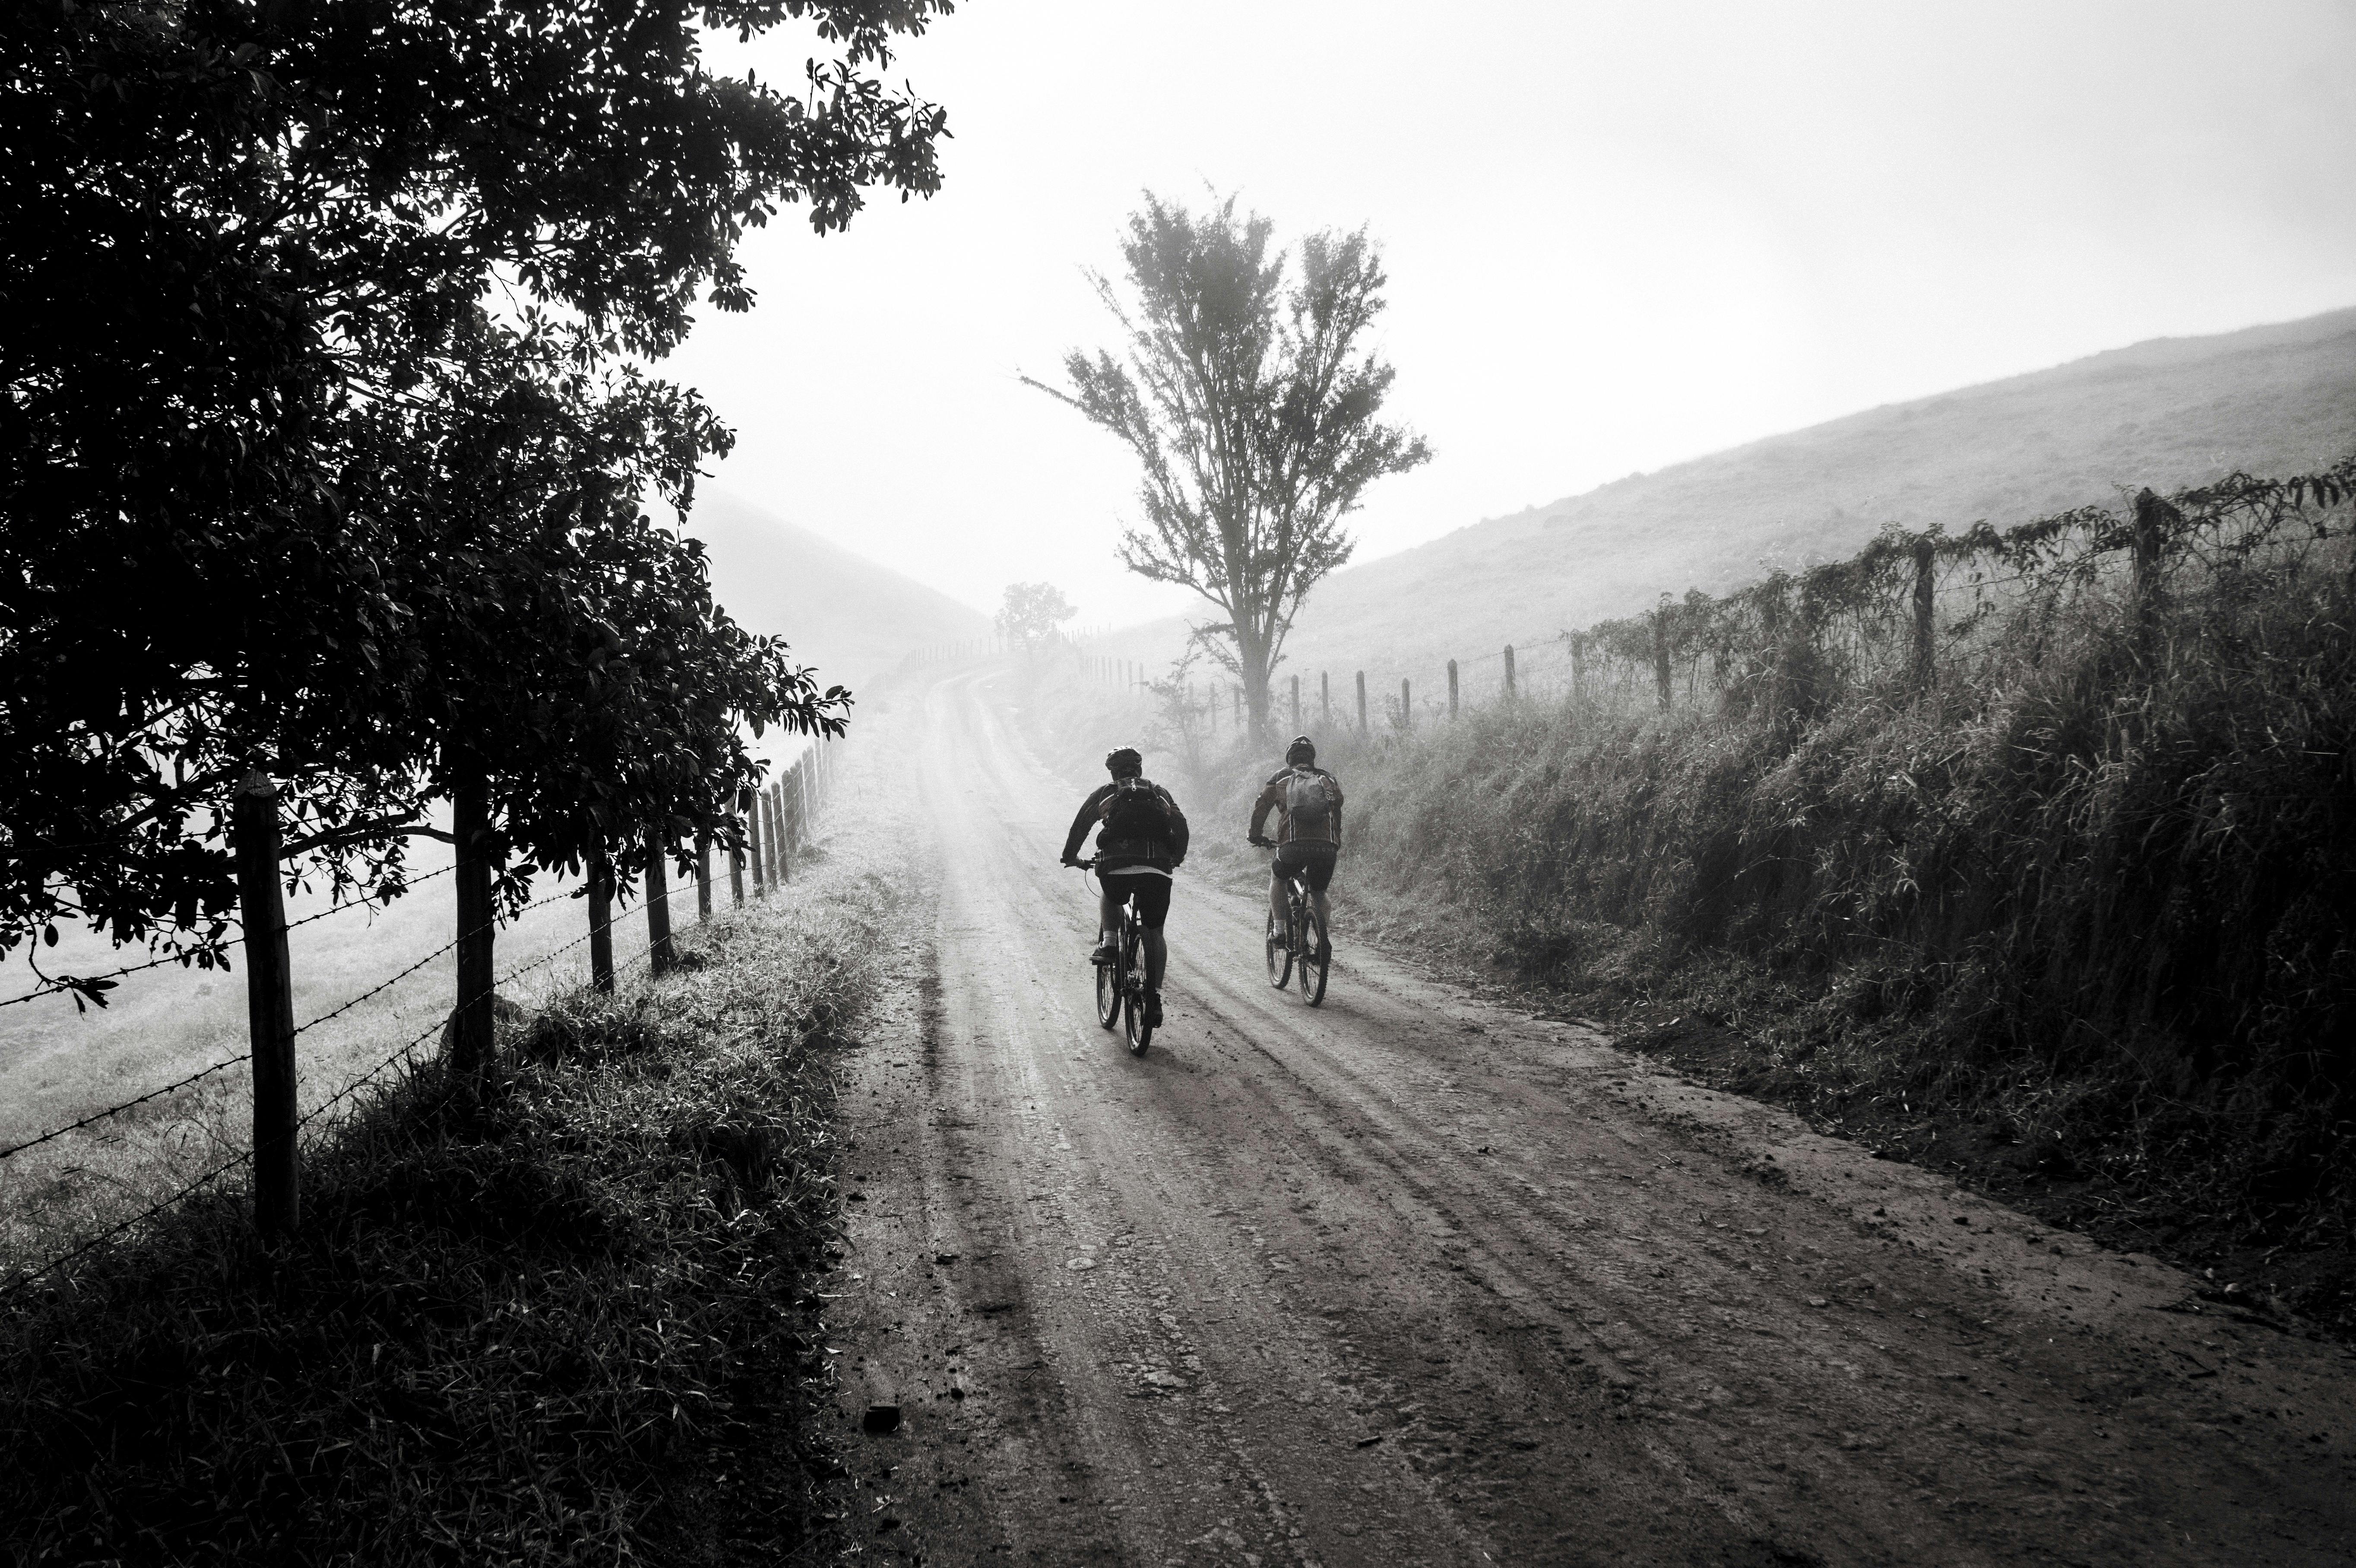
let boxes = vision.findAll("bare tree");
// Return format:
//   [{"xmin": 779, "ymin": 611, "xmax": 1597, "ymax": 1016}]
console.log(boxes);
[
  {"xmin": 995, "ymin": 580, "xmax": 1077, "ymax": 656},
  {"xmin": 1026, "ymin": 193, "xmax": 1429, "ymax": 743}
]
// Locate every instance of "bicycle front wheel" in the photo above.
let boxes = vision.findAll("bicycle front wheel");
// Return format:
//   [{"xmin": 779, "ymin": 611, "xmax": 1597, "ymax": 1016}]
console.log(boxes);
[
  {"xmin": 1095, "ymin": 950, "xmax": 1121, "ymax": 1029},
  {"xmin": 1297, "ymin": 908, "xmax": 1329, "ymax": 1007},
  {"xmin": 1265, "ymin": 910, "xmax": 1292, "ymax": 989}
]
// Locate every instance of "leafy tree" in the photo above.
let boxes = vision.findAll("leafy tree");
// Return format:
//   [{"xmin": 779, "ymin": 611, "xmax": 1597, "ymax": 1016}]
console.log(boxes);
[
  {"xmin": 1, "ymin": 0, "xmax": 948, "ymax": 988},
  {"xmin": 339, "ymin": 317, "xmax": 845, "ymax": 1078},
  {"xmin": 995, "ymin": 581, "xmax": 1077, "ymax": 656},
  {"xmin": 1026, "ymin": 193, "xmax": 1429, "ymax": 743}
]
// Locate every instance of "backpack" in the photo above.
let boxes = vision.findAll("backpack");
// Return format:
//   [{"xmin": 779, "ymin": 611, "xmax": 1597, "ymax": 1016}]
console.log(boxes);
[
  {"xmin": 1284, "ymin": 767, "xmax": 1336, "ymax": 830},
  {"xmin": 1099, "ymin": 776, "xmax": 1172, "ymax": 842}
]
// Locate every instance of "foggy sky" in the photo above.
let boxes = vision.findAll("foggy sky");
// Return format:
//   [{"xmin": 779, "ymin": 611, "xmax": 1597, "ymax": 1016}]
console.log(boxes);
[{"xmin": 666, "ymin": 0, "xmax": 2356, "ymax": 630}]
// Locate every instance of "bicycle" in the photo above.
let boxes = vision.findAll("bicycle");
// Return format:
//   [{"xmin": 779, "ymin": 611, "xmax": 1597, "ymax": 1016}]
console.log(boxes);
[
  {"xmin": 1074, "ymin": 857, "xmax": 1152, "ymax": 1054},
  {"xmin": 1252, "ymin": 840, "xmax": 1330, "ymax": 1006}
]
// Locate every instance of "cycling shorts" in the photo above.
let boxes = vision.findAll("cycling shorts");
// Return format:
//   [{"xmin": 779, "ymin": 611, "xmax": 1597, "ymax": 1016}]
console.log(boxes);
[
  {"xmin": 1103, "ymin": 873, "xmax": 1172, "ymax": 928},
  {"xmin": 1272, "ymin": 841, "xmax": 1337, "ymax": 893}
]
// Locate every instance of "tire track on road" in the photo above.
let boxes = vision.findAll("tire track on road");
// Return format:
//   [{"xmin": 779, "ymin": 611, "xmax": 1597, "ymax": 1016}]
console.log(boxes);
[{"xmin": 823, "ymin": 667, "xmax": 2356, "ymax": 1568}]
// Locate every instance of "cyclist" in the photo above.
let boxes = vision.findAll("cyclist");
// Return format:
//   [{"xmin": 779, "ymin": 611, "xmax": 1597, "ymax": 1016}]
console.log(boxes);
[
  {"xmin": 1247, "ymin": 734, "xmax": 1343, "ymax": 960},
  {"xmin": 1060, "ymin": 746, "xmax": 1189, "ymax": 1028}
]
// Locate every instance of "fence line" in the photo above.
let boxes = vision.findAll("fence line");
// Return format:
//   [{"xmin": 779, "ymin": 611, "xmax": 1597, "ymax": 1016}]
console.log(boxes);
[
  {"xmin": 1260, "ymin": 463, "xmax": 2356, "ymax": 737},
  {"xmin": 0, "ymin": 736, "xmax": 845, "ymax": 1288},
  {"xmin": 0, "ymin": 863, "xmax": 462, "ymax": 1013}
]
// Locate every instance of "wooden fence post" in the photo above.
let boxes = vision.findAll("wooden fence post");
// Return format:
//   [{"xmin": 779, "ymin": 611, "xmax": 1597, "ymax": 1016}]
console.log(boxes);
[
  {"xmin": 695, "ymin": 831, "xmax": 712, "ymax": 923},
  {"xmin": 588, "ymin": 846, "xmax": 616, "ymax": 993},
  {"xmin": 451, "ymin": 749, "xmax": 498, "ymax": 1093},
  {"xmin": 788, "ymin": 767, "xmax": 806, "ymax": 866},
  {"xmin": 1400, "ymin": 677, "xmax": 1412, "ymax": 730},
  {"xmin": 760, "ymin": 785, "xmax": 777, "ymax": 885},
  {"xmin": 1503, "ymin": 645, "xmax": 1516, "ymax": 699},
  {"xmin": 729, "ymin": 813, "xmax": 745, "ymax": 907},
  {"xmin": 1447, "ymin": 659, "xmax": 1459, "ymax": 719},
  {"xmin": 232, "ymin": 769, "xmax": 298, "ymax": 1239},
  {"xmin": 1291, "ymin": 673, "xmax": 1301, "ymax": 732},
  {"xmin": 747, "ymin": 790, "xmax": 766, "ymax": 897},
  {"xmin": 1653, "ymin": 602, "xmax": 1674, "ymax": 711},
  {"xmin": 1912, "ymin": 536, "xmax": 1936, "ymax": 692},
  {"xmin": 645, "ymin": 831, "xmax": 674, "ymax": 977},
  {"xmin": 1571, "ymin": 633, "xmax": 1586, "ymax": 704},
  {"xmin": 1355, "ymin": 670, "xmax": 1368, "ymax": 733},
  {"xmin": 772, "ymin": 782, "xmax": 790, "ymax": 885}
]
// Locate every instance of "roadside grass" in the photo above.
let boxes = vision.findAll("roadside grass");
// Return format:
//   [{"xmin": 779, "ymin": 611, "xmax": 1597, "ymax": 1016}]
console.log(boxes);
[
  {"xmin": 0, "ymin": 867, "xmax": 885, "ymax": 1565},
  {"xmin": 0, "ymin": 866, "xmax": 662, "ymax": 1285},
  {"xmin": 1328, "ymin": 553, "xmax": 2356, "ymax": 1335}
]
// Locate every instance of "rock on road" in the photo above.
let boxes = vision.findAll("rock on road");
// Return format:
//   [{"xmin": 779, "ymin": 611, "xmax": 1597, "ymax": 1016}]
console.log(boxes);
[{"xmin": 824, "ymin": 667, "xmax": 2356, "ymax": 1568}]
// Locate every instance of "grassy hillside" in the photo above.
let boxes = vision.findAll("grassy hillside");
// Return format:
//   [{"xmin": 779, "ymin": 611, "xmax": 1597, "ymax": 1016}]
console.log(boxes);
[
  {"xmin": 1093, "ymin": 306, "xmax": 2356, "ymax": 687},
  {"xmin": 688, "ymin": 490, "xmax": 990, "ymax": 691},
  {"xmin": 1312, "ymin": 459, "xmax": 2356, "ymax": 1332}
]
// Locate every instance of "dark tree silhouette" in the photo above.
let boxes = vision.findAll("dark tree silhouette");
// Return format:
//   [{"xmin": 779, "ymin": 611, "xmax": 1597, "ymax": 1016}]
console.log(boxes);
[
  {"xmin": 1, "ymin": 0, "xmax": 945, "ymax": 987},
  {"xmin": 1027, "ymin": 193, "xmax": 1428, "ymax": 743}
]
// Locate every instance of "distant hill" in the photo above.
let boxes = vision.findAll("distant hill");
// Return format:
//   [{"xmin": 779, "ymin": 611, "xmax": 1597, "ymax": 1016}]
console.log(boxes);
[
  {"xmin": 684, "ymin": 490, "xmax": 989, "ymax": 692},
  {"xmin": 1099, "ymin": 306, "xmax": 2356, "ymax": 684}
]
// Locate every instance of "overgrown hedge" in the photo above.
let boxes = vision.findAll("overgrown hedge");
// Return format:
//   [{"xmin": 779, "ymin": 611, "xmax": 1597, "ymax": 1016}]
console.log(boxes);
[{"xmin": 1336, "ymin": 525, "xmax": 2356, "ymax": 1238}]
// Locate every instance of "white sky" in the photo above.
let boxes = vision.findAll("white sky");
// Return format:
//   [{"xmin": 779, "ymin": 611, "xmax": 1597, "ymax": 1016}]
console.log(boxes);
[{"xmin": 665, "ymin": 0, "xmax": 2356, "ymax": 630}]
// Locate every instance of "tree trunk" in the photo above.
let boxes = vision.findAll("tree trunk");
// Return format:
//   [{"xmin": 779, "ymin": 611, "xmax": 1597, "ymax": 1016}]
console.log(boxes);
[
  {"xmin": 233, "ymin": 769, "xmax": 298, "ymax": 1238},
  {"xmin": 646, "ymin": 828, "xmax": 674, "ymax": 976},
  {"xmin": 451, "ymin": 747, "xmax": 498, "ymax": 1095},
  {"xmin": 695, "ymin": 831, "xmax": 712, "ymax": 923},
  {"xmin": 1237, "ymin": 629, "xmax": 1276, "ymax": 748},
  {"xmin": 588, "ymin": 846, "xmax": 615, "ymax": 992}
]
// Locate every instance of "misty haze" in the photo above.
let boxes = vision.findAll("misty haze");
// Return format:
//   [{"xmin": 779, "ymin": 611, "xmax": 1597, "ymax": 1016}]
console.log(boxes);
[{"xmin": 4, "ymin": 3, "xmax": 2353, "ymax": 1565}]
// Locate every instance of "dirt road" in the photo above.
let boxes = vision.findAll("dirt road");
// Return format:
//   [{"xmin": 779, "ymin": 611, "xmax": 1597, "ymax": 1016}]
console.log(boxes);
[{"xmin": 825, "ymin": 668, "xmax": 2356, "ymax": 1567}]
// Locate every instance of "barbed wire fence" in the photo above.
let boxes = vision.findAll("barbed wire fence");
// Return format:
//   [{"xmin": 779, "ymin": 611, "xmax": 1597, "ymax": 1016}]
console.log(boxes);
[
  {"xmin": 0, "ymin": 738, "xmax": 842, "ymax": 1299},
  {"xmin": 1068, "ymin": 458, "xmax": 2356, "ymax": 743}
]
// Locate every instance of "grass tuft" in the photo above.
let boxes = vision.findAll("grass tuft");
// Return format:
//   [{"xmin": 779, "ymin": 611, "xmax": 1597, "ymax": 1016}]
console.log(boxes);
[{"xmin": 0, "ymin": 882, "xmax": 881, "ymax": 1566}]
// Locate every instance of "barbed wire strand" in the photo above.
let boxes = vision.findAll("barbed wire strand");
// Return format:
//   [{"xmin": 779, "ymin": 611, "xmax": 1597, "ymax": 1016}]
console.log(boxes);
[
  {"xmin": 0, "ymin": 924, "xmax": 641, "ymax": 1299},
  {"xmin": 0, "ymin": 864, "xmax": 466, "ymax": 1012},
  {"xmin": 0, "ymin": 884, "xmax": 581, "ymax": 1162},
  {"xmin": 0, "ymin": 1152, "xmax": 253, "ymax": 1302},
  {"xmin": 0, "ymin": 1054, "xmax": 254, "ymax": 1164},
  {"xmin": 285, "ymin": 885, "xmax": 573, "ymax": 1043},
  {"xmin": 0, "ymin": 813, "xmax": 797, "ymax": 1294}
]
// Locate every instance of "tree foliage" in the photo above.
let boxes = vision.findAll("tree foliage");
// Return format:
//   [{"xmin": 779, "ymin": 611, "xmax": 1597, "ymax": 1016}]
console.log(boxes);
[
  {"xmin": 0, "ymin": 0, "xmax": 945, "ymax": 993},
  {"xmin": 1027, "ymin": 193, "xmax": 1428, "ymax": 742},
  {"xmin": 994, "ymin": 581, "xmax": 1076, "ymax": 655}
]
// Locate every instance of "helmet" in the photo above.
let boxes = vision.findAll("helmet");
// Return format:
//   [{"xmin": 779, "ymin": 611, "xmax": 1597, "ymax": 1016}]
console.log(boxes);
[
  {"xmin": 1104, "ymin": 746, "xmax": 1143, "ymax": 778},
  {"xmin": 1284, "ymin": 734, "xmax": 1316, "ymax": 766}
]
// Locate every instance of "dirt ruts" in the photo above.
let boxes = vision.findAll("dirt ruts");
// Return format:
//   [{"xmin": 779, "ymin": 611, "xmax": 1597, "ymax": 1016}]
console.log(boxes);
[{"xmin": 817, "ymin": 668, "xmax": 2356, "ymax": 1568}]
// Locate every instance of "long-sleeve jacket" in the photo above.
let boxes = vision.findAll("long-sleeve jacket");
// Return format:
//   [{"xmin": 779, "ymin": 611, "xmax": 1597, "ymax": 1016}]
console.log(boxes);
[
  {"xmin": 1249, "ymin": 766, "xmax": 1344, "ymax": 847},
  {"xmin": 1061, "ymin": 779, "xmax": 1190, "ymax": 872}
]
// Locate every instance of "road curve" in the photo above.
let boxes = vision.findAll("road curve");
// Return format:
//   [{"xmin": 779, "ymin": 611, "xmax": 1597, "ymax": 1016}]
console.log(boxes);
[{"xmin": 823, "ymin": 667, "xmax": 2356, "ymax": 1568}]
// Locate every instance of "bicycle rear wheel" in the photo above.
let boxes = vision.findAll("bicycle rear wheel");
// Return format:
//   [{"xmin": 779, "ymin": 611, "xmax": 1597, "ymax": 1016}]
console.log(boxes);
[
  {"xmin": 1122, "ymin": 924, "xmax": 1152, "ymax": 1054},
  {"xmin": 1297, "ymin": 907, "xmax": 1329, "ymax": 1007},
  {"xmin": 1095, "ymin": 945, "xmax": 1121, "ymax": 1029},
  {"xmin": 1264, "ymin": 909, "xmax": 1292, "ymax": 989}
]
